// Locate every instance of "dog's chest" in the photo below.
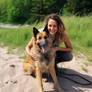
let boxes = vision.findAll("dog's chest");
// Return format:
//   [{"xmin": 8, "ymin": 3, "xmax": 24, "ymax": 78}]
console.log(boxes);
[
  {"xmin": 38, "ymin": 53, "xmax": 54, "ymax": 72},
  {"xmin": 39, "ymin": 51, "xmax": 55, "ymax": 67},
  {"xmin": 31, "ymin": 47, "xmax": 55, "ymax": 70},
  {"xmin": 40, "ymin": 54, "xmax": 51, "ymax": 65}
]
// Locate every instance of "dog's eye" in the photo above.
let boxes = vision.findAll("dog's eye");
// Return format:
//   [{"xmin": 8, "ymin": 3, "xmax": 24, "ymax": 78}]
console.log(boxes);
[
  {"xmin": 38, "ymin": 37, "xmax": 42, "ymax": 40},
  {"xmin": 44, "ymin": 36, "xmax": 47, "ymax": 39}
]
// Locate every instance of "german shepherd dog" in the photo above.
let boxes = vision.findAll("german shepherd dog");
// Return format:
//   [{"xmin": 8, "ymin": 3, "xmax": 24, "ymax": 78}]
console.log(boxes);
[{"xmin": 23, "ymin": 27, "xmax": 64, "ymax": 92}]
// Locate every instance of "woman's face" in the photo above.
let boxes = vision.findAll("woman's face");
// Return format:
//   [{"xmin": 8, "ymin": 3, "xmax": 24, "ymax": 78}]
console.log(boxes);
[{"xmin": 47, "ymin": 19, "xmax": 58, "ymax": 36}]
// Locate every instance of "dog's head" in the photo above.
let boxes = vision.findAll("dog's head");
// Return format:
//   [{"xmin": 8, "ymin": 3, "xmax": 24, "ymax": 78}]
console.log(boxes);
[{"xmin": 33, "ymin": 26, "xmax": 51, "ymax": 54}]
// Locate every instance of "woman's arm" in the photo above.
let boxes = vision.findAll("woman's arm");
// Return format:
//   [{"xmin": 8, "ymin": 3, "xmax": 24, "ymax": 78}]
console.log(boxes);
[
  {"xmin": 26, "ymin": 37, "xmax": 34, "ymax": 56},
  {"xmin": 26, "ymin": 37, "xmax": 38, "ymax": 60},
  {"xmin": 55, "ymin": 33, "xmax": 73, "ymax": 52}
]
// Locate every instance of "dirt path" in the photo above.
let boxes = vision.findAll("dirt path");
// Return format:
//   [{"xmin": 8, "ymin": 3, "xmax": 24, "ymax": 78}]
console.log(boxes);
[
  {"xmin": 0, "ymin": 47, "xmax": 92, "ymax": 92},
  {"xmin": 0, "ymin": 24, "xmax": 29, "ymax": 29}
]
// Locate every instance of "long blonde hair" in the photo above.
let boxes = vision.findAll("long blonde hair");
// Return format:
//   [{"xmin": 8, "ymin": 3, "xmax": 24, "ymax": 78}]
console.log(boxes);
[{"xmin": 45, "ymin": 14, "xmax": 66, "ymax": 43}]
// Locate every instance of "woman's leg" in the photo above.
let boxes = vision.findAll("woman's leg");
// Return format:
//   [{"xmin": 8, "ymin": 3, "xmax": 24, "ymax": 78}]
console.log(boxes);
[{"xmin": 55, "ymin": 51, "xmax": 73, "ymax": 70}]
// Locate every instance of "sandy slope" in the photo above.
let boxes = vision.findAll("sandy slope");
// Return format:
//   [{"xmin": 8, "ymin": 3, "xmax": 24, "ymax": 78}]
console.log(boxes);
[{"xmin": 0, "ymin": 47, "xmax": 92, "ymax": 92}]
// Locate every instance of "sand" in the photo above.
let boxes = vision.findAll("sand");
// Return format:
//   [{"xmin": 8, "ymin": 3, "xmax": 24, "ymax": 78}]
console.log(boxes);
[{"xmin": 0, "ymin": 47, "xmax": 92, "ymax": 92}]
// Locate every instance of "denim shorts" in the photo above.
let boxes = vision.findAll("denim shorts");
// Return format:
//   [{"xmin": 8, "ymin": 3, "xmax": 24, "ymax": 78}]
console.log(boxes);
[{"xmin": 55, "ymin": 51, "xmax": 73, "ymax": 63}]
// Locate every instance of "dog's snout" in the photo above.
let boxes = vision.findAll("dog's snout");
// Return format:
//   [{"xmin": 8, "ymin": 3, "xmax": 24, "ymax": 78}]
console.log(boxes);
[
  {"xmin": 41, "ymin": 41, "xmax": 46, "ymax": 46},
  {"xmin": 37, "ymin": 40, "xmax": 48, "ymax": 48},
  {"xmin": 38, "ymin": 41, "xmax": 46, "ymax": 47}
]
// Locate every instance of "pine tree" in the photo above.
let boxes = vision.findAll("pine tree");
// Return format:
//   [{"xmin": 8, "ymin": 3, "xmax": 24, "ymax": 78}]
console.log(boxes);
[{"xmin": 29, "ymin": 0, "xmax": 58, "ymax": 23}]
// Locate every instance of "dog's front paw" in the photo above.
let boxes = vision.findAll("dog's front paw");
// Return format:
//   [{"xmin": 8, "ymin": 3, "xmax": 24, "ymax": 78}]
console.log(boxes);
[
  {"xmin": 59, "ymin": 88, "xmax": 64, "ymax": 92},
  {"xmin": 39, "ymin": 89, "xmax": 43, "ymax": 92}
]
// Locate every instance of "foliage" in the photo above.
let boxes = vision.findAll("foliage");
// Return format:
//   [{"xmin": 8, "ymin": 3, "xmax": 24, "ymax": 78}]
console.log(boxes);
[
  {"xmin": 62, "ymin": 0, "xmax": 92, "ymax": 16},
  {"xmin": 0, "ymin": 0, "xmax": 8, "ymax": 22},
  {"xmin": 0, "ymin": 0, "xmax": 92, "ymax": 23},
  {"xmin": 7, "ymin": 0, "xmax": 32, "ymax": 24},
  {"xmin": 0, "ymin": 0, "xmax": 66, "ymax": 24},
  {"xmin": 27, "ymin": 0, "xmax": 65, "ymax": 23}
]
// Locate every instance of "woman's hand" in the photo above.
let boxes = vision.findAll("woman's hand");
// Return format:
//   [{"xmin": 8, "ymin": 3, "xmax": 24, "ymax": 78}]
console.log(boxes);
[{"xmin": 29, "ymin": 52, "xmax": 38, "ymax": 61}]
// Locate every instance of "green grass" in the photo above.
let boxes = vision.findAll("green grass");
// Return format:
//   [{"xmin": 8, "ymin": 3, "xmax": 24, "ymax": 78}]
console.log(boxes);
[
  {"xmin": 62, "ymin": 16, "xmax": 92, "ymax": 61},
  {"xmin": 0, "ymin": 16, "xmax": 92, "ymax": 62},
  {"xmin": 0, "ymin": 27, "xmax": 31, "ymax": 48},
  {"xmin": 0, "ymin": 22, "xmax": 43, "ymax": 47},
  {"xmin": 82, "ymin": 67, "xmax": 88, "ymax": 72}
]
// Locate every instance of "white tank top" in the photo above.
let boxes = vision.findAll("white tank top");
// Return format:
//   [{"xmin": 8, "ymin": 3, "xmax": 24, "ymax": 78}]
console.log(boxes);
[{"xmin": 38, "ymin": 28, "xmax": 44, "ymax": 32}]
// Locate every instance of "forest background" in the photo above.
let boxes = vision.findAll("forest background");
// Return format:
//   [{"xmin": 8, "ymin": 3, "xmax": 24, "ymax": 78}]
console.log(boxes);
[{"xmin": 0, "ymin": 0, "xmax": 92, "ymax": 24}]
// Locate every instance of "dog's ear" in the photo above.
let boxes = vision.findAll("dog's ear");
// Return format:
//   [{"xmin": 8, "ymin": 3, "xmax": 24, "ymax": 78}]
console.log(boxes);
[
  {"xmin": 43, "ymin": 25, "xmax": 49, "ymax": 35},
  {"xmin": 33, "ymin": 27, "xmax": 39, "ymax": 38}
]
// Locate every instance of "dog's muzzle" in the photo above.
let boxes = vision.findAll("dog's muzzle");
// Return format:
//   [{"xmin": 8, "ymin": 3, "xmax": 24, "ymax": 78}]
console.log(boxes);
[{"xmin": 37, "ymin": 41, "xmax": 48, "ymax": 53}]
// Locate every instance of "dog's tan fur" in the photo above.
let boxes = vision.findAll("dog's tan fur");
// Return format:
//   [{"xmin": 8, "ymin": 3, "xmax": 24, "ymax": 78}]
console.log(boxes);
[{"xmin": 23, "ymin": 27, "xmax": 64, "ymax": 92}]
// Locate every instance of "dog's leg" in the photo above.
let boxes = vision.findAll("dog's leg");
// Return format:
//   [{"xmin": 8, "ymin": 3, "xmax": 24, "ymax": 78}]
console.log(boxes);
[
  {"xmin": 35, "ymin": 61, "xmax": 43, "ymax": 92},
  {"xmin": 49, "ymin": 66, "xmax": 64, "ymax": 92}
]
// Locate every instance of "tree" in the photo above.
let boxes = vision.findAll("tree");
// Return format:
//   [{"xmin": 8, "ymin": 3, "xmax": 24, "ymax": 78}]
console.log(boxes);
[
  {"xmin": 0, "ymin": 0, "xmax": 8, "ymax": 22},
  {"xmin": 29, "ymin": 0, "xmax": 56, "ymax": 23},
  {"xmin": 62, "ymin": 0, "xmax": 92, "ymax": 16},
  {"xmin": 28, "ymin": 0, "xmax": 66, "ymax": 23},
  {"xmin": 7, "ymin": 0, "xmax": 32, "ymax": 23}
]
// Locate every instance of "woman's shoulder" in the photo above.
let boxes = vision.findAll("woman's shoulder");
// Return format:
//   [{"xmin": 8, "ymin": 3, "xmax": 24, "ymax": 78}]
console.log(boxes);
[
  {"xmin": 63, "ymin": 30, "xmax": 68, "ymax": 35},
  {"xmin": 59, "ymin": 30, "xmax": 68, "ymax": 43}
]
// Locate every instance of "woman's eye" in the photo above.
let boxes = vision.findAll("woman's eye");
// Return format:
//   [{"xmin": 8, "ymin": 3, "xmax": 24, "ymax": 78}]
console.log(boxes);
[
  {"xmin": 48, "ymin": 25, "xmax": 52, "ymax": 27},
  {"xmin": 53, "ymin": 25, "xmax": 57, "ymax": 27}
]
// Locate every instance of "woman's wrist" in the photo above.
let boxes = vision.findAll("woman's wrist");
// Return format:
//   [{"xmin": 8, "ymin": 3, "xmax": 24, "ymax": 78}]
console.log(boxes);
[{"xmin": 54, "ymin": 47, "xmax": 59, "ymax": 52}]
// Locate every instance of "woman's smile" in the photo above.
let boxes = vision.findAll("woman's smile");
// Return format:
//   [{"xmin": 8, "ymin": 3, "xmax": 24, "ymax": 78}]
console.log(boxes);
[{"xmin": 48, "ymin": 19, "xmax": 58, "ymax": 35}]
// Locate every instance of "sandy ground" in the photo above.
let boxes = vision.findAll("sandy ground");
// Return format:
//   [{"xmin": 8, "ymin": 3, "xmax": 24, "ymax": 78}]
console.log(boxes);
[{"xmin": 0, "ymin": 47, "xmax": 92, "ymax": 92}]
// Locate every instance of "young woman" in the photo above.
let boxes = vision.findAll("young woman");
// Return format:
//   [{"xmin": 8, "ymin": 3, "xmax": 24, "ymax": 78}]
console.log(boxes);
[{"xmin": 26, "ymin": 14, "xmax": 73, "ymax": 71}]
